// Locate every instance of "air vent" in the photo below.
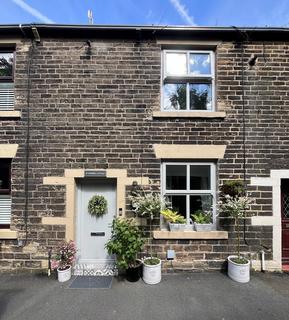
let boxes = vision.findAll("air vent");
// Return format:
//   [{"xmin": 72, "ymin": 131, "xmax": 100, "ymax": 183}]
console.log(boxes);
[
  {"xmin": 0, "ymin": 195, "xmax": 11, "ymax": 225},
  {"xmin": 0, "ymin": 83, "xmax": 14, "ymax": 111}
]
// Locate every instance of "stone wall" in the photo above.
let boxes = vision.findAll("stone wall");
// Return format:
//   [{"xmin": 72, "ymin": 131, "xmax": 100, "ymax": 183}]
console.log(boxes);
[{"xmin": 1, "ymin": 37, "xmax": 288, "ymax": 271}]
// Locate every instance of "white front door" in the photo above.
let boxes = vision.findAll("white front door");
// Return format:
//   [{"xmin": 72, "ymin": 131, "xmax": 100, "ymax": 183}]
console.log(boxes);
[{"xmin": 76, "ymin": 178, "xmax": 116, "ymax": 270}]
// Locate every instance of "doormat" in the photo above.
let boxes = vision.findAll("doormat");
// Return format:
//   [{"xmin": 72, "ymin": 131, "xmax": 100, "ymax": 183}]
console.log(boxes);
[{"xmin": 69, "ymin": 276, "xmax": 113, "ymax": 289}]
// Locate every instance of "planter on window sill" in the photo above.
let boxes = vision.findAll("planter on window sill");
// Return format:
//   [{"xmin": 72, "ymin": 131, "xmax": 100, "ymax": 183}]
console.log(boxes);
[
  {"xmin": 168, "ymin": 223, "xmax": 194, "ymax": 232},
  {"xmin": 194, "ymin": 222, "xmax": 213, "ymax": 232}
]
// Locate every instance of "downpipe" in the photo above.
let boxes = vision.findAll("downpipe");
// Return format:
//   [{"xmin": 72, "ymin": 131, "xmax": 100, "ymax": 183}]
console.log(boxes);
[{"xmin": 260, "ymin": 250, "xmax": 266, "ymax": 272}]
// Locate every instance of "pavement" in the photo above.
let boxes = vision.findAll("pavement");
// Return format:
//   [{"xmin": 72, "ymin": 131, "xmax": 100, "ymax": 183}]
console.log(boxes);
[{"xmin": 1, "ymin": 271, "xmax": 289, "ymax": 320}]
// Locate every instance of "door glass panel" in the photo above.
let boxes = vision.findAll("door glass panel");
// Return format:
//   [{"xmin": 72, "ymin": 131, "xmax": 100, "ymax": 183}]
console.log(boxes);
[
  {"xmin": 189, "ymin": 53, "xmax": 211, "ymax": 75},
  {"xmin": 190, "ymin": 165, "xmax": 210, "ymax": 190},
  {"xmin": 168, "ymin": 195, "xmax": 186, "ymax": 219},
  {"xmin": 166, "ymin": 53, "xmax": 187, "ymax": 75},
  {"xmin": 190, "ymin": 194, "xmax": 212, "ymax": 215},
  {"xmin": 164, "ymin": 83, "xmax": 186, "ymax": 110},
  {"xmin": 166, "ymin": 165, "xmax": 187, "ymax": 190}
]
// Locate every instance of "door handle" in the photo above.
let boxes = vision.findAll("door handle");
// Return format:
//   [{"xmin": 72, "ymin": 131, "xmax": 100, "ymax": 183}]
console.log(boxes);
[{"xmin": 90, "ymin": 232, "xmax": 105, "ymax": 236}]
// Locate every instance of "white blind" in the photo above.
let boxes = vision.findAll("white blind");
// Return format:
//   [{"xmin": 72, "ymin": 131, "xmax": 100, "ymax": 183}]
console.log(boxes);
[
  {"xmin": 0, "ymin": 195, "xmax": 11, "ymax": 225},
  {"xmin": 0, "ymin": 83, "xmax": 14, "ymax": 111}
]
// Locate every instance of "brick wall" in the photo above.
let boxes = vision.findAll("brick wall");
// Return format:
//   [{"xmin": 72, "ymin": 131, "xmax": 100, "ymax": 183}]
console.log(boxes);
[{"xmin": 1, "ymin": 37, "xmax": 288, "ymax": 271}]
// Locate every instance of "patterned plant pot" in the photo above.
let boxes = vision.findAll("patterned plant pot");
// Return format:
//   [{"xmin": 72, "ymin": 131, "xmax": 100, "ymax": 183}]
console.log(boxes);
[
  {"xmin": 143, "ymin": 258, "xmax": 161, "ymax": 285},
  {"xmin": 227, "ymin": 255, "xmax": 250, "ymax": 283},
  {"xmin": 57, "ymin": 266, "xmax": 72, "ymax": 282}
]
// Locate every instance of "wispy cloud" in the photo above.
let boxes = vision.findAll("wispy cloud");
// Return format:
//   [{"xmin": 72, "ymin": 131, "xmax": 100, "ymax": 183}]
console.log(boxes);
[
  {"xmin": 12, "ymin": 0, "xmax": 55, "ymax": 23},
  {"xmin": 169, "ymin": 0, "xmax": 196, "ymax": 25}
]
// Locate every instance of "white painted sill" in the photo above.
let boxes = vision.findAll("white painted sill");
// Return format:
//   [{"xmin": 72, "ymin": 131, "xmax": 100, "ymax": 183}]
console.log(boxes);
[
  {"xmin": 152, "ymin": 111, "xmax": 226, "ymax": 119},
  {"xmin": 0, "ymin": 229, "xmax": 18, "ymax": 239},
  {"xmin": 153, "ymin": 230, "xmax": 228, "ymax": 240},
  {"xmin": 0, "ymin": 111, "xmax": 21, "ymax": 119}
]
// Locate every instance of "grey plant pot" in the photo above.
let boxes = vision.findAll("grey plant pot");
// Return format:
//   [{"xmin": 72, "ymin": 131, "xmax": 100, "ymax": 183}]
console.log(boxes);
[
  {"xmin": 194, "ymin": 223, "xmax": 213, "ymax": 232},
  {"xmin": 169, "ymin": 223, "xmax": 194, "ymax": 231}
]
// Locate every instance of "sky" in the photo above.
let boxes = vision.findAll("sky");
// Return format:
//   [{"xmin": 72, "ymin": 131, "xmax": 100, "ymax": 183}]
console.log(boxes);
[{"xmin": 0, "ymin": 0, "xmax": 289, "ymax": 27}]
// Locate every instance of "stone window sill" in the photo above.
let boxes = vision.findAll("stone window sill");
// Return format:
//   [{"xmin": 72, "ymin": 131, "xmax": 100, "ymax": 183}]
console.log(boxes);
[
  {"xmin": 152, "ymin": 111, "xmax": 226, "ymax": 119},
  {"xmin": 0, "ymin": 229, "xmax": 18, "ymax": 239},
  {"xmin": 153, "ymin": 230, "xmax": 228, "ymax": 240},
  {"xmin": 0, "ymin": 111, "xmax": 21, "ymax": 119}
]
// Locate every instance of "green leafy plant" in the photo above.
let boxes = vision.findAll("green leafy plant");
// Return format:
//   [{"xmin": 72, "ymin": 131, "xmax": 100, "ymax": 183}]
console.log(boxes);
[
  {"xmin": 130, "ymin": 192, "xmax": 169, "ymax": 264},
  {"xmin": 105, "ymin": 218, "xmax": 144, "ymax": 270},
  {"xmin": 88, "ymin": 195, "xmax": 107, "ymax": 218},
  {"xmin": 219, "ymin": 194, "xmax": 252, "ymax": 264},
  {"xmin": 161, "ymin": 209, "xmax": 186, "ymax": 224},
  {"xmin": 191, "ymin": 210, "xmax": 212, "ymax": 224},
  {"xmin": 220, "ymin": 180, "xmax": 244, "ymax": 199}
]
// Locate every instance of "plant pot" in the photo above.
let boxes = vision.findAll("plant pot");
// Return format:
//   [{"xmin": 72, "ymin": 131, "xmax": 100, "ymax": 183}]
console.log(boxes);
[
  {"xmin": 126, "ymin": 260, "xmax": 142, "ymax": 282},
  {"xmin": 57, "ymin": 265, "xmax": 72, "ymax": 282},
  {"xmin": 227, "ymin": 255, "xmax": 250, "ymax": 283},
  {"xmin": 142, "ymin": 258, "xmax": 161, "ymax": 285},
  {"xmin": 194, "ymin": 223, "xmax": 213, "ymax": 232},
  {"xmin": 169, "ymin": 223, "xmax": 194, "ymax": 232}
]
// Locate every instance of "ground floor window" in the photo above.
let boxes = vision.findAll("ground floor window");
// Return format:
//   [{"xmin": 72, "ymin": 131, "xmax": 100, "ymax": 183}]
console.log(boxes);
[
  {"xmin": 0, "ymin": 159, "xmax": 11, "ymax": 228},
  {"xmin": 161, "ymin": 162, "xmax": 216, "ymax": 225}
]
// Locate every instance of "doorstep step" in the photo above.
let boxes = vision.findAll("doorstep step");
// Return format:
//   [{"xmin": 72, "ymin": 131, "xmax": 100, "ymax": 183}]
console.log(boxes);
[{"xmin": 73, "ymin": 263, "xmax": 117, "ymax": 276}]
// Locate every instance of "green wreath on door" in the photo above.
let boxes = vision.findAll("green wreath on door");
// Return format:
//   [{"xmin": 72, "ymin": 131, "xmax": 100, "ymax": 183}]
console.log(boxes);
[{"xmin": 88, "ymin": 195, "xmax": 108, "ymax": 218}]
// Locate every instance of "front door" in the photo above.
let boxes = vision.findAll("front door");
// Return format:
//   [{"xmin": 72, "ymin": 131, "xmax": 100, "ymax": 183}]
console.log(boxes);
[
  {"xmin": 76, "ymin": 178, "xmax": 116, "ymax": 273},
  {"xmin": 281, "ymin": 179, "xmax": 289, "ymax": 267}
]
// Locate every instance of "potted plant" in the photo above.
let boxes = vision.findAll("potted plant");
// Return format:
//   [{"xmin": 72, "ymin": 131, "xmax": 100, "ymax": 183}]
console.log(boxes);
[
  {"xmin": 130, "ymin": 192, "xmax": 168, "ymax": 284},
  {"xmin": 191, "ymin": 210, "xmax": 213, "ymax": 231},
  {"xmin": 51, "ymin": 240, "xmax": 77, "ymax": 282},
  {"xmin": 105, "ymin": 218, "xmax": 144, "ymax": 282},
  {"xmin": 219, "ymin": 181, "xmax": 252, "ymax": 283},
  {"xmin": 161, "ymin": 208, "xmax": 193, "ymax": 231}
]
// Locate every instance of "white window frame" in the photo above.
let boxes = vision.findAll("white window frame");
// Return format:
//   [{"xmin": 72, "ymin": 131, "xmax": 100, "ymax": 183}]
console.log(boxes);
[
  {"xmin": 161, "ymin": 162, "xmax": 217, "ymax": 228},
  {"xmin": 161, "ymin": 50, "xmax": 215, "ymax": 112}
]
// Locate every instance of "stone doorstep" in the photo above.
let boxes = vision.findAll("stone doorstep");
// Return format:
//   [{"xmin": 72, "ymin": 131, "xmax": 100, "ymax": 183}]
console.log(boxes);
[{"xmin": 73, "ymin": 263, "xmax": 118, "ymax": 276}]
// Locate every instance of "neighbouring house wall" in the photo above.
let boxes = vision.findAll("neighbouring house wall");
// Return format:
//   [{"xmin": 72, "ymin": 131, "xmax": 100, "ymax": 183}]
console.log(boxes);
[{"xmin": 1, "ymin": 37, "xmax": 289, "ymax": 271}]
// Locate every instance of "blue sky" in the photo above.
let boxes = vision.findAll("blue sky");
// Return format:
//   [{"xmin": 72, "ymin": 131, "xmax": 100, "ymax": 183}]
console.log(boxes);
[{"xmin": 1, "ymin": 0, "xmax": 289, "ymax": 27}]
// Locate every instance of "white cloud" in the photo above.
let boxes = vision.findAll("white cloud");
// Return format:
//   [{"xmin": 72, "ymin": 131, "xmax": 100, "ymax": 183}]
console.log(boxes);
[
  {"xmin": 12, "ymin": 0, "xmax": 55, "ymax": 24},
  {"xmin": 169, "ymin": 0, "xmax": 196, "ymax": 25}
]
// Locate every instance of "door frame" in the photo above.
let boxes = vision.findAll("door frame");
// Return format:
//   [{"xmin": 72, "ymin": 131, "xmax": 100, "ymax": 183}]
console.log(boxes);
[{"xmin": 75, "ymin": 177, "xmax": 117, "ymax": 266}]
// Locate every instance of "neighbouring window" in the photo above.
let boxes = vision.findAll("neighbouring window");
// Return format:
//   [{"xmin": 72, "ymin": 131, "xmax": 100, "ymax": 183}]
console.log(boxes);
[
  {"xmin": 162, "ymin": 50, "xmax": 215, "ymax": 111},
  {"xmin": 0, "ymin": 51, "xmax": 14, "ymax": 111},
  {"xmin": 0, "ymin": 159, "xmax": 12, "ymax": 228},
  {"xmin": 162, "ymin": 162, "xmax": 216, "ymax": 225}
]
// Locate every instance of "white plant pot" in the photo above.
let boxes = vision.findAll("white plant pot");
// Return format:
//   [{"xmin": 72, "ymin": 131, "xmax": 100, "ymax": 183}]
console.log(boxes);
[
  {"xmin": 57, "ymin": 266, "xmax": 72, "ymax": 282},
  {"xmin": 194, "ymin": 223, "xmax": 213, "ymax": 232},
  {"xmin": 227, "ymin": 255, "xmax": 250, "ymax": 283},
  {"xmin": 142, "ymin": 258, "xmax": 162, "ymax": 285},
  {"xmin": 169, "ymin": 223, "xmax": 194, "ymax": 231}
]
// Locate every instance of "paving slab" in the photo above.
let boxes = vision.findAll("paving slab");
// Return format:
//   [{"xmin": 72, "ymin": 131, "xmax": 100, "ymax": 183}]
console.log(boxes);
[{"xmin": 0, "ymin": 271, "xmax": 289, "ymax": 320}]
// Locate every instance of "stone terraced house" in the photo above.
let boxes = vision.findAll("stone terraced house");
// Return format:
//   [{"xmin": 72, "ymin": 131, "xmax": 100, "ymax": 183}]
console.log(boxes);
[{"xmin": 0, "ymin": 24, "xmax": 289, "ymax": 274}]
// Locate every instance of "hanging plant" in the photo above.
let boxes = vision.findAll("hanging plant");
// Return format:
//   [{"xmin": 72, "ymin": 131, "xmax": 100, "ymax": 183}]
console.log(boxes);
[{"xmin": 88, "ymin": 195, "xmax": 108, "ymax": 218}]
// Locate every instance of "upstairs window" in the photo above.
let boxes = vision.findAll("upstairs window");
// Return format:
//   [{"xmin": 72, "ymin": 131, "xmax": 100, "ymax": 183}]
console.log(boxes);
[
  {"xmin": 0, "ymin": 51, "xmax": 14, "ymax": 111},
  {"xmin": 162, "ymin": 50, "xmax": 215, "ymax": 111},
  {"xmin": 0, "ymin": 159, "xmax": 12, "ymax": 228}
]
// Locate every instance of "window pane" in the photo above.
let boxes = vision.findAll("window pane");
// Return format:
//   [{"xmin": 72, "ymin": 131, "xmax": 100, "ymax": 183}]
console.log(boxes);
[
  {"xmin": 190, "ymin": 165, "xmax": 210, "ymax": 190},
  {"xmin": 189, "ymin": 84, "xmax": 212, "ymax": 110},
  {"xmin": 166, "ymin": 165, "xmax": 186, "ymax": 190},
  {"xmin": 164, "ymin": 83, "xmax": 186, "ymax": 110},
  {"xmin": 190, "ymin": 194, "xmax": 212, "ymax": 215},
  {"xmin": 0, "ymin": 160, "xmax": 11, "ymax": 193},
  {"xmin": 189, "ymin": 53, "xmax": 211, "ymax": 75},
  {"xmin": 166, "ymin": 53, "xmax": 187, "ymax": 75},
  {"xmin": 168, "ymin": 195, "xmax": 186, "ymax": 219},
  {"xmin": 0, "ymin": 53, "xmax": 13, "ymax": 78}
]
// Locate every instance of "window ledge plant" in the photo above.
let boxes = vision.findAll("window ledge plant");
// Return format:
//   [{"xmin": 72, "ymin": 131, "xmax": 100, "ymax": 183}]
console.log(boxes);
[
  {"xmin": 191, "ymin": 210, "xmax": 213, "ymax": 232},
  {"xmin": 161, "ymin": 208, "xmax": 193, "ymax": 231}
]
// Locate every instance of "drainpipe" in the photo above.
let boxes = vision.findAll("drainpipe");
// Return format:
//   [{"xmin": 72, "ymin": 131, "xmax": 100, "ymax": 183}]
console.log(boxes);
[{"xmin": 260, "ymin": 250, "xmax": 266, "ymax": 272}]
